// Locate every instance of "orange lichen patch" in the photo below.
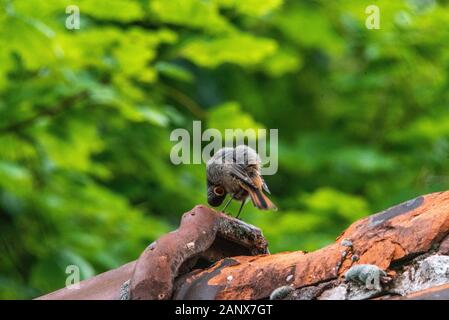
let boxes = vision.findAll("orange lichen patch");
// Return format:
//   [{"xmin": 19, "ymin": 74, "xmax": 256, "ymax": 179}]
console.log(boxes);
[
  {"xmin": 208, "ymin": 252, "xmax": 302, "ymax": 285},
  {"xmin": 336, "ymin": 192, "xmax": 449, "ymax": 271},
  {"xmin": 206, "ymin": 251, "xmax": 305, "ymax": 300},
  {"xmin": 356, "ymin": 240, "xmax": 397, "ymax": 270},
  {"xmin": 292, "ymin": 244, "xmax": 342, "ymax": 286}
]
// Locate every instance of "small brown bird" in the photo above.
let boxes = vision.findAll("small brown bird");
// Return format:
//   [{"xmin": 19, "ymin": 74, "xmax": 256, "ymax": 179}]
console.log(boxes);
[{"xmin": 206, "ymin": 145, "xmax": 277, "ymax": 218}]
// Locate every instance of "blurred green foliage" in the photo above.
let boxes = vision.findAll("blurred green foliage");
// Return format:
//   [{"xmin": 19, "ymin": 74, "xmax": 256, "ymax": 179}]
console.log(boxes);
[{"xmin": 1, "ymin": 0, "xmax": 449, "ymax": 299}]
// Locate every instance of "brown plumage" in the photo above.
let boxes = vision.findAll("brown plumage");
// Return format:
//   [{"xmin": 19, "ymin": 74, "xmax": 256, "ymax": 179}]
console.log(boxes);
[
  {"xmin": 239, "ymin": 179, "xmax": 276, "ymax": 210},
  {"xmin": 206, "ymin": 145, "xmax": 277, "ymax": 217}
]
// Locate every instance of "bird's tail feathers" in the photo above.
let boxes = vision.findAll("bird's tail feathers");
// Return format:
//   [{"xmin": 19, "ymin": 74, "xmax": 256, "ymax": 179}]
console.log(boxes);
[{"xmin": 246, "ymin": 187, "xmax": 277, "ymax": 211}]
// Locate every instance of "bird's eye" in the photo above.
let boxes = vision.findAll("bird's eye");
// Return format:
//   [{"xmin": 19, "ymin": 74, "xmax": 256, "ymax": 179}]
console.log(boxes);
[{"xmin": 213, "ymin": 186, "xmax": 225, "ymax": 196}]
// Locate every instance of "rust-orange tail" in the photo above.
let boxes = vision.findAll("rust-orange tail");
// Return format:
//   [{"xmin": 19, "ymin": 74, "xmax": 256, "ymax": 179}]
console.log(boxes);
[{"xmin": 246, "ymin": 187, "xmax": 277, "ymax": 211}]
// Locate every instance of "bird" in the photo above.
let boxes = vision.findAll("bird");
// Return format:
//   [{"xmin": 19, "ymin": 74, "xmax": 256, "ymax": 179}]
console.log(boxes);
[{"xmin": 206, "ymin": 145, "xmax": 277, "ymax": 218}]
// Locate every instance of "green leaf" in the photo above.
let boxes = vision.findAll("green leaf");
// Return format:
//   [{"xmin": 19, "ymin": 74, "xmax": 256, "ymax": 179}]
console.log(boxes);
[
  {"xmin": 216, "ymin": 0, "xmax": 283, "ymax": 17},
  {"xmin": 155, "ymin": 62, "xmax": 194, "ymax": 83},
  {"xmin": 149, "ymin": 0, "xmax": 232, "ymax": 33},
  {"xmin": 208, "ymin": 102, "xmax": 265, "ymax": 135},
  {"xmin": 77, "ymin": 0, "xmax": 144, "ymax": 21},
  {"xmin": 181, "ymin": 33, "xmax": 278, "ymax": 67}
]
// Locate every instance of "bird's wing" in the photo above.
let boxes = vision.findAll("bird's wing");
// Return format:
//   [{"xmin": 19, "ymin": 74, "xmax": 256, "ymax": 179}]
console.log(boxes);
[{"xmin": 229, "ymin": 164, "xmax": 257, "ymax": 189}]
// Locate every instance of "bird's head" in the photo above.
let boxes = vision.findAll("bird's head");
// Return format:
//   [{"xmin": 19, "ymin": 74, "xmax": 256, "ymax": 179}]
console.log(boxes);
[{"xmin": 207, "ymin": 184, "xmax": 226, "ymax": 207}]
